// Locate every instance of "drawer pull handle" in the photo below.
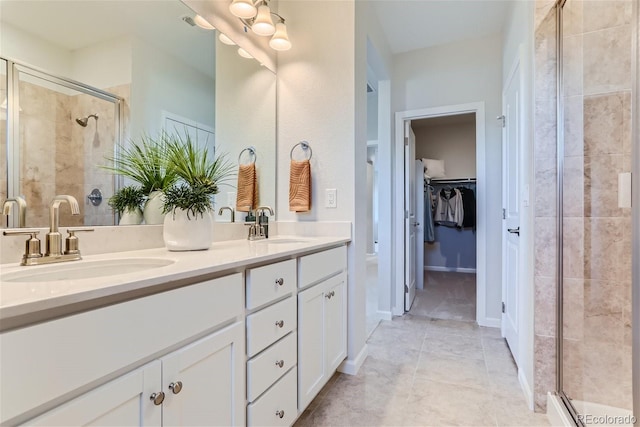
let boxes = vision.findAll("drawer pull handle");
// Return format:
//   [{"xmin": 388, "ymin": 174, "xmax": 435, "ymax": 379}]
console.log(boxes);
[
  {"xmin": 150, "ymin": 391, "xmax": 165, "ymax": 406},
  {"xmin": 276, "ymin": 410, "xmax": 285, "ymax": 419},
  {"xmin": 275, "ymin": 320, "xmax": 284, "ymax": 328},
  {"xmin": 169, "ymin": 381, "xmax": 183, "ymax": 394},
  {"xmin": 326, "ymin": 293, "xmax": 332, "ymax": 299},
  {"xmin": 275, "ymin": 359, "xmax": 285, "ymax": 368},
  {"xmin": 326, "ymin": 290, "xmax": 335, "ymax": 299},
  {"xmin": 275, "ymin": 277, "xmax": 284, "ymax": 286}
]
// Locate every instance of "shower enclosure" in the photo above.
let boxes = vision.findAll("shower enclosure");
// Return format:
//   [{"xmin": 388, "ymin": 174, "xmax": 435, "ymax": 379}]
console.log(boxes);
[
  {"xmin": 1, "ymin": 58, "xmax": 122, "ymax": 227},
  {"xmin": 554, "ymin": 0, "xmax": 638, "ymax": 424}
]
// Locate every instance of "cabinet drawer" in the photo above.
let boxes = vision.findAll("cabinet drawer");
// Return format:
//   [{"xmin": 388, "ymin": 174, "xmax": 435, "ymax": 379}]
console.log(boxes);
[
  {"xmin": 247, "ymin": 368, "xmax": 297, "ymax": 427},
  {"xmin": 247, "ymin": 332, "xmax": 297, "ymax": 402},
  {"xmin": 298, "ymin": 246, "xmax": 346, "ymax": 288},
  {"xmin": 246, "ymin": 259, "xmax": 296, "ymax": 309},
  {"xmin": 0, "ymin": 274, "xmax": 243, "ymax": 424},
  {"xmin": 246, "ymin": 297, "xmax": 296, "ymax": 357}
]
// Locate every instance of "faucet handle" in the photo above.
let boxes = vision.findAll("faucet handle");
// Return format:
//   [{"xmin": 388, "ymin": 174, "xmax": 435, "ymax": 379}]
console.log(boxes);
[
  {"xmin": 64, "ymin": 228, "xmax": 94, "ymax": 255},
  {"xmin": 3, "ymin": 230, "xmax": 43, "ymax": 262}
]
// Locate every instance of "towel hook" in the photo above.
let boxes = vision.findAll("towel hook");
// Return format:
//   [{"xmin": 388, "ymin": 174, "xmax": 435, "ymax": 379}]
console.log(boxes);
[
  {"xmin": 290, "ymin": 141, "xmax": 312, "ymax": 161},
  {"xmin": 238, "ymin": 146, "xmax": 257, "ymax": 165}
]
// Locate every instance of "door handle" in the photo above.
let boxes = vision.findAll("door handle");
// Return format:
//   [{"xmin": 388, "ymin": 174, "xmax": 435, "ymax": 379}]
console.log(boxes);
[{"xmin": 507, "ymin": 227, "xmax": 520, "ymax": 236}]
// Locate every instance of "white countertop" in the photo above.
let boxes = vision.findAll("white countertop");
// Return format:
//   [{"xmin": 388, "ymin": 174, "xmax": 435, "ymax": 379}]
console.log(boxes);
[{"xmin": 0, "ymin": 236, "xmax": 349, "ymax": 329}]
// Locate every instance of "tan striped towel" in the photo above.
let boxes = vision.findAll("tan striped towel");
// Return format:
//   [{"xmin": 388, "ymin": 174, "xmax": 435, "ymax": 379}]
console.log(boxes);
[
  {"xmin": 236, "ymin": 163, "xmax": 258, "ymax": 212},
  {"xmin": 289, "ymin": 159, "xmax": 311, "ymax": 212}
]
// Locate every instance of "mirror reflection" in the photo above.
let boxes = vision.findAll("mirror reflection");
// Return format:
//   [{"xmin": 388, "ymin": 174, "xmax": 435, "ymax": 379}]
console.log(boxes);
[{"xmin": 0, "ymin": 0, "xmax": 276, "ymax": 228}]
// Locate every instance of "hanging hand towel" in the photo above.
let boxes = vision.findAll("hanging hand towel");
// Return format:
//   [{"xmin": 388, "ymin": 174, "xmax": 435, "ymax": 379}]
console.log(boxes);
[
  {"xmin": 236, "ymin": 163, "xmax": 258, "ymax": 212},
  {"xmin": 289, "ymin": 159, "xmax": 311, "ymax": 212}
]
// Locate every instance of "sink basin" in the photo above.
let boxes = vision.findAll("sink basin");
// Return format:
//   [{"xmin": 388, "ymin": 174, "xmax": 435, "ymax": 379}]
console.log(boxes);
[
  {"xmin": 257, "ymin": 238, "xmax": 310, "ymax": 244},
  {"xmin": 1, "ymin": 258, "xmax": 175, "ymax": 283}
]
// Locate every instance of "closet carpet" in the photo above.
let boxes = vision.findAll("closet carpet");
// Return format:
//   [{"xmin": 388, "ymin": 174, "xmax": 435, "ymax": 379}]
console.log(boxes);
[
  {"xmin": 411, "ymin": 271, "xmax": 477, "ymax": 321},
  {"xmin": 294, "ymin": 315, "xmax": 548, "ymax": 426}
]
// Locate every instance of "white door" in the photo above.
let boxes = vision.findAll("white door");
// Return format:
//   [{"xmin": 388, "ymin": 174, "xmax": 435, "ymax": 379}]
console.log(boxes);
[
  {"xmin": 404, "ymin": 122, "xmax": 417, "ymax": 311},
  {"xmin": 27, "ymin": 361, "xmax": 162, "ymax": 426},
  {"xmin": 501, "ymin": 55, "xmax": 522, "ymax": 364},
  {"xmin": 162, "ymin": 322, "xmax": 245, "ymax": 427},
  {"xmin": 415, "ymin": 160, "xmax": 425, "ymax": 290}
]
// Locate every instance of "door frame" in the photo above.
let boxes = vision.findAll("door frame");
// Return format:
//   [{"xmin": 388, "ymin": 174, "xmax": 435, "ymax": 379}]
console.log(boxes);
[{"xmin": 393, "ymin": 102, "xmax": 489, "ymax": 325}]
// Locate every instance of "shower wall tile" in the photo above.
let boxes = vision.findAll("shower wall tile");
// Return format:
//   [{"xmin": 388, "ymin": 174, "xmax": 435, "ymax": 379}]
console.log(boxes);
[
  {"xmin": 583, "ymin": 0, "xmax": 632, "ymax": 33},
  {"xmin": 0, "ymin": 118, "xmax": 7, "ymax": 205},
  {"xmin": 583, "ymin": 340, "xmax": 632, "ymax": 409},
  {"xmin": 563, "ymin": 35, "xmax": 583, "ymax": 97},
  {"xmin": 621, "ymin": 90, "xmax": 632, "ymax": 155},
  {"xmin": 562, "ymin": 155, "xmax": 584, "ymax": 218},
  {"xmin": 584, "ymin": 217, "xmax": 629, "ymax": 282},
  {"xmin": 535, "ymin": 158, "xmax": 557, "ymax": 217},
  {"xmin": 534, "ymin": 276, "xmax": 557, "ymax": 337},
  {"xmin": 534, "ymin": 218, "xmax": 557, "ymax": 278},
  {"xmin": 562, "ymin": 218, "xmax": 584, "ymax": 279},
  {"xmin": 584, "ymin": 279, "xmax": 624, "ymax": 317},
  {"xmin": 562, "ymin": 0, "xmax": 583, "ymax": 37},
  {"xmin": 563, "ymin": 278, "xmax": 584, "ymax": 340},
  {"xmin": 563, "ymin": 96, "xmax": 584, "ymax": 157},
  {"xmin": 535, "ymin": 15, "xmax": 557, "ymax": 101},
  {"xmin": 583, "ymin": 25, "xmax": 632, "ymax": 95},
  {"xmin": 534, "ymin": 334, "xmax": 556, "ymax": 411},
  {"xmin": 562, "ymin": 338, "xmax": 584, "ymax": 401},
  {"xmin": 534, "ymin": 98, "xmax": 557, "ymax": 159},
  {"xmin": 584, "ymin": 92, "xmax": 630, "ymax": 156}
]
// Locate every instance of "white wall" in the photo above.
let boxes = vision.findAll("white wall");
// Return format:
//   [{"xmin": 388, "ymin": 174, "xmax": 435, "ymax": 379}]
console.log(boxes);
[
  {"xmin": 130, "ymin": 37, "xmax": 215, "ymax": 139},
  {"xmin": 277, "ymin": 0, "xmax": 367, "ymax": 372},
  {"xmin": 393, "ymin": 33, "xmax": 504, "ymax": 321},
  {"xmin": 72, "ymin": 37, "xmax": 132, "ymax": 90},
  {"xmin": 414, "ymin": 121, "xmax": 477, "ymax": 178},
  {"xmin": 502, "ymin": 0, "xmax": 536, "ymax": 409},
  {"xmin": 367, "ymin": 91, "xmax": 378, "ymax": 141}
]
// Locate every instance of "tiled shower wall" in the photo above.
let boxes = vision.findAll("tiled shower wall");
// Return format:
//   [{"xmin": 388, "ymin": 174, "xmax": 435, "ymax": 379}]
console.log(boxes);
[{"xmin": 533, "ymin": 0, "xmax": 634, "ymax": 412}]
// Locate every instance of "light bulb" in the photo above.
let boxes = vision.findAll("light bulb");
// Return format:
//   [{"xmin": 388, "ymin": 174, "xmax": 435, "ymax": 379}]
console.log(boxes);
[
  {"xmin": 229, "ymin": 0, "xmax": 257, "ymax": 19},
  {"xmin": 252, "ymin": 4, "xmax": 275, "ymax": 36},
  {"xmin": 237, "ymin": 48, "xmax": 253, "ymax": 59},
  {"xmin": 269, "ymin": 22, "xmax": 291, "ymax": 51},
  {"xmin": 193, "ymin": 14, "xmax": 215, "ymax": 30},
  {"xmin": 219, "ymin": 33, "xmax": 236, "ymax": 46}
]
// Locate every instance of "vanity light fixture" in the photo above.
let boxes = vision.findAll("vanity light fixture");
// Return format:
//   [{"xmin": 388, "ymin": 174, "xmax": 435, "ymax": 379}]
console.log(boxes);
[
  {"xmin": 219, "ymin": 33, "xmax": 236, "ymax": 46},
  {"xmin": 228, "ymin": 0, "xmax": 292, "ymax": 51},
  {"xmin": 193, "ymin": 14, "xmax": 215, "ymax": 30},
  {"xmin": 237, "ymin": 48, "xmax": 254, "ymax": 59}
]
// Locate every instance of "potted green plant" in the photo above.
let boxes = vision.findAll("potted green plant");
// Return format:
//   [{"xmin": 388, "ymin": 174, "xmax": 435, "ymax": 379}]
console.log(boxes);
[
  {"xmin": 108, "ymin": 185, "xmax": 145, "ymax": 225},
  {"xmin": 162, "ymin": 134, "xmax": 234, "ymax": 251},
  {"xmin": 103, "ymin": 133, "xmax": 177, "ymax": 224}
]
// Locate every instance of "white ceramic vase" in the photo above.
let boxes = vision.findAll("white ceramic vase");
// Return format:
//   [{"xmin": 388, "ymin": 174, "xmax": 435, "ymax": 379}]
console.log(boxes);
[
  {"xmin": 119, "ymin": 208, "xmax": 143, "ymax": 225},
  {"xmin": 143, "ymin": 191, "xmax": 166, "ymax": 225},
  {"xmin": 163, "ymin": 208, "xmax": 213, "ymax": 251}
]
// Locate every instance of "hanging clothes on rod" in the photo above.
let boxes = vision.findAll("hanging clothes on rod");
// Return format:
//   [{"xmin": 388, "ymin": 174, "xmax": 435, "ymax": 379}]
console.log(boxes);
[
  {"xmin": 424, "ymin": 183, "xmax": 435, "ymax": 243},
  {"xmin": 433, "ymin": 187, "xmax": 464, "ymax": 228}
]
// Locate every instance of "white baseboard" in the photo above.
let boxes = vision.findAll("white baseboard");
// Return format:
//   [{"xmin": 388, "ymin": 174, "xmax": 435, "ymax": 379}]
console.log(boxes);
[
  {"xmin": 425, "ymin": 266, "xmax": 477, "ymax": 274},
  {"xmin": 518, "ymin": 369, "xmax": 534, "ymax": 411},
  {"xmin": 547, "ymin": 393, "xmax": 574, "ymax": 426},
  {"xmin": 477, "ymin": 317, "xmax": 501, "ymax": 328},
  {"xmin": 338, "ymin": 344, "xmax": 368, "ymax": 376},
  {"xmin": 377, "ymin": 310, "xmax": 392, "ymax": 321}
]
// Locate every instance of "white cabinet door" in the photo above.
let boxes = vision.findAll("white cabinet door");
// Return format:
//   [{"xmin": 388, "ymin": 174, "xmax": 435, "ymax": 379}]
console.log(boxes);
[
  {"xmin": 297, "ymin": 282, "xmax": 326, "ymax": 410},
  {"xmin": 162, "ymin": 322, "xmax": 245, "ymax": 427},
  {"xmin": 324, "ymin": 273, "xmax": 347, "ymax": 374},
  {"xmin": 25, "ymin": 361, "xmax": 162, "ymax": 427}
]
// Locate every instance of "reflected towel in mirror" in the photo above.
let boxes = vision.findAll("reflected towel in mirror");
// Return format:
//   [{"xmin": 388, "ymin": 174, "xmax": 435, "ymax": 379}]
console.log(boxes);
[{"xmin": 236, "ymin": 163, "xmax": 258, "ymax": 212}]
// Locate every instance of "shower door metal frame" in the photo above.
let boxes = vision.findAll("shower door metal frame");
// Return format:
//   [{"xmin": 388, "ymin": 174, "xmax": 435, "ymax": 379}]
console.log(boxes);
[{"xmin": 2, "ymin": 57, "xmax": 124, "ymax": 227}]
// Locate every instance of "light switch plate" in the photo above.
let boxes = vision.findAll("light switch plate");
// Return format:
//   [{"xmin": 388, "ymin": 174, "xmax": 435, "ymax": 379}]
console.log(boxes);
[{"xmin": 326, "ymin": 189, "xmax": 337, "ymax": 208}]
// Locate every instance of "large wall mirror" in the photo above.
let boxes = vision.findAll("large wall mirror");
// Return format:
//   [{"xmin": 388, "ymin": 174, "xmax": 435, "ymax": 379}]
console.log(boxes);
[{"xmin": 0, "ymin": 0, "xmax": 276, "ymax": 228}]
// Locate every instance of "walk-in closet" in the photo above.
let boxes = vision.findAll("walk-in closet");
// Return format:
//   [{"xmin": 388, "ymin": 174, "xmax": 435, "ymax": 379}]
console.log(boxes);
[{"xmin": 412, "ymin": 113, "xmax": 477, "ymax": 321}]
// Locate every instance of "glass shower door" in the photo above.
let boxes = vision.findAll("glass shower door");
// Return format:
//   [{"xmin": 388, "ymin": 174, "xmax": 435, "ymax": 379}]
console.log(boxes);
[{"xmin": 560, "ymin": 0, "xmax": 634, "ymax": 422}]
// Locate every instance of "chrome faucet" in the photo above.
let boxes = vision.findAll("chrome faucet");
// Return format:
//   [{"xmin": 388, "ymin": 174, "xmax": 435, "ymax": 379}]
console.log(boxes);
[
  {"xmin": 2, "ymin": 196, "xmax": 27, "ymax": 228},
  {"xmin": 245, "ymin": 206, "xmax": 274, "ymax": 241},
  {"xmin": 218, "ymin": 206, "xmax": 235, "ymax": 222},
  {"xmin": 3, "ymin": 195, "xmax": 93, "ymax": 266}
]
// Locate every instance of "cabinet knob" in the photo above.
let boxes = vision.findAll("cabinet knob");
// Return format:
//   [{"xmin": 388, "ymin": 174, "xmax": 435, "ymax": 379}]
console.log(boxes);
[
  {"xmin": 275, "ymin": 320, "xmax": 284, "ymax": 328},
  {"xmin": 331, "ymin": 290, "xmax": 336, "ymax": 297},
  {"xmin": 275, "ymin": 360, "xmax": 285, "ymax": 368},
  {"xmin": 275, "ymin": 277, "xmax": 284, "ymax": 286},
  {"xmin": 325, "ymin": 292, "xmax": 333, "ymax": 299},
  {"xmin": 275, "ymin": 410, "xmax": 285, "ymax": 419},
  {"xmin": 150, "ymin": 391, "xmax": 165, "ymax": 406},
  {"xmin": 169, "ymin": 381, "xmax": 183, "ymax": 394}
]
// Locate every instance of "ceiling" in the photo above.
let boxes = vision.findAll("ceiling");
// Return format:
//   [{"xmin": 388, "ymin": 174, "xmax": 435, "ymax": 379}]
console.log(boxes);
[{"xmin": 372, "ymin": 0, "xmax": 512, "ymax": 54}]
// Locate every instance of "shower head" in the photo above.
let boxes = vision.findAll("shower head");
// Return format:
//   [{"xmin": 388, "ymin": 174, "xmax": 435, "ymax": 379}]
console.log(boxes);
[{"xmin": 75, "ymin": 114, "xmax": 98, "ymax": 127}]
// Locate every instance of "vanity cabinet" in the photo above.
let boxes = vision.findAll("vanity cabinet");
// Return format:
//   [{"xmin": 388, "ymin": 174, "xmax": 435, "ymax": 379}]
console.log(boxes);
[
  {"xmin": 245, "ymin": 260, "xmax": 298, "ymax": 427},
  {"xmin": 297, "ymin": 246, "xmax": 347, "ymax": 411},
  {"xmin": 25, "ymin": 322, "xmax": 245, "ymax": 427},
  {"xmin": 2, "ymin": 274, "xmax": 245, "ymax": 426}
]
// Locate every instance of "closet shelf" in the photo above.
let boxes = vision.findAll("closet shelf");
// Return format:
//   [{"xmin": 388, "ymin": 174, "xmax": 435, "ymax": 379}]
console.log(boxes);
[{"xmin": 429, "ymin": 177, "xmax": 476, "ymax": 184}]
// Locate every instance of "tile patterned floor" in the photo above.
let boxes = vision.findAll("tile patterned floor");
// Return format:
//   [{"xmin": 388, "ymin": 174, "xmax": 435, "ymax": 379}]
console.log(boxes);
[
  {"xmin": 411, "ymin": 272, "xmax": 477, "ymax": 321},
  {"xmin": 294, "ymin": 315, "xmax": 549, "ymax": 426}
]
